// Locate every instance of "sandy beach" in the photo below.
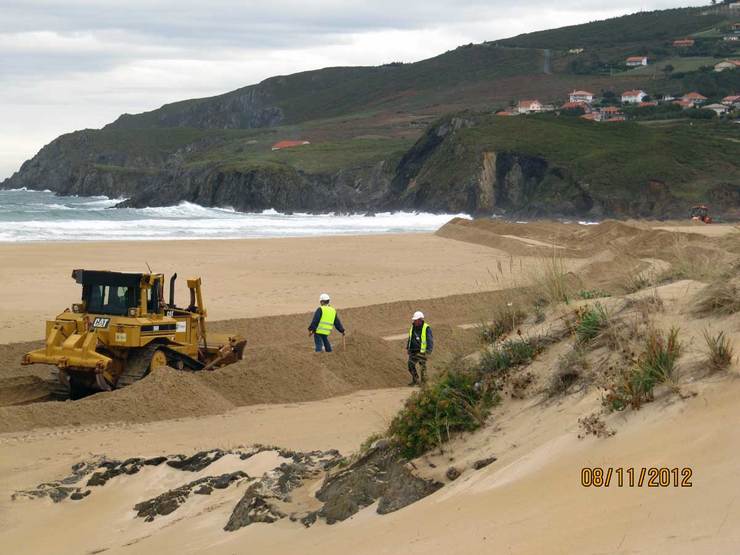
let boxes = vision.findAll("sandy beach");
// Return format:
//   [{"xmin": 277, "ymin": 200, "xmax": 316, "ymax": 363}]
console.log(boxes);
[
  {"xmin": 0, "ymin": 220, "xmax": 738, "ymax": 555},
  {"xmin": 0, "ymin": 233, "xmax": 550, "ymax": 344}
]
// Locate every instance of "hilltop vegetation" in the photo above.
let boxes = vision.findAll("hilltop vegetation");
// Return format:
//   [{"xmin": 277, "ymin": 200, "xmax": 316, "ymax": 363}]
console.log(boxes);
[{"xmin": 499, "ymin": 7, "xmax": 727, "ymax": 49}]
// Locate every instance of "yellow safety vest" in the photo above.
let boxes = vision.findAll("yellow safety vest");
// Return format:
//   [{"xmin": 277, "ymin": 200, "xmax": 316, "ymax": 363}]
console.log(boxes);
[
  {"xmin": 316, "ymin": 306, "xmax": 337, "ymax": 335},
  {"xmin": 408, "ymin": 323, "xmax": 429, "ymax": 353}
]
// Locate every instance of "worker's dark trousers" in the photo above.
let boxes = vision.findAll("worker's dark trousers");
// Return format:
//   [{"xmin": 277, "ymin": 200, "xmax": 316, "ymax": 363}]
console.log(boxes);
[
  {"xmin": 407, "ymin": 352, "xmax": 427, "ymax": 383},
  {"xmin": 314, "ymin": 334, "xmax": 333, "ymax": 352}
]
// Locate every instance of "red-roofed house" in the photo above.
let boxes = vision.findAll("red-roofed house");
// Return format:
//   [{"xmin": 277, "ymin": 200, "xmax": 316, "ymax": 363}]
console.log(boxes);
[
  {"xmin": 683, "ymin": 92, "xmax": 708, "ymax": 105},
  {"xmin": 673, "ymin": 39, "xmax": 695, "ymax": 47},
  {"xmin": 722, "ymin": 95, "xmax": 740, "ymax": 107},
  {"xmin": 626, "ymin": 56, "xmax": 648, "ymax": 67},
  {"xmin": 517, "ymin": 99, "xmax": 543, "ymax": 114},
  {"xmin": 639, "ymin": 101, "xmax": 658, "ymax": 107},
  {"xmin": 569, "ymin": 90, "xmax": 594, "ymax": 103},
  {"xmin": 599, "ymin": 106, "xmax": 623, "ymax": 120},
  {"xmin": 271, "ymin": 140, "xmax": 310, "ymax": 151},
  {"xmin": 621, "ymin": 89, "xmax": 647, "ymax": 104},
  {"xmin": 673, "ymin": 99, "xmax": 693, "ymax": 109},
  {"xmin": 561, "ymin": 101, "xmax": 591, "ymax": 113},
  {"xmin": 580, "ymin": 113, "xmax": 599, "ymax": 121}
]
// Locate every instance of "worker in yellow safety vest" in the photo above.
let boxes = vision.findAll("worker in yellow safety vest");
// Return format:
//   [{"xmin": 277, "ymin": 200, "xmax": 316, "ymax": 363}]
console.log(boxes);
[
  {"xmin": 308, "ymin": 293, "xmax": 346, "ymax": 352},
  {"xmin": 407, "ymin": 311, "xmax": 433, "ymax": 385}
]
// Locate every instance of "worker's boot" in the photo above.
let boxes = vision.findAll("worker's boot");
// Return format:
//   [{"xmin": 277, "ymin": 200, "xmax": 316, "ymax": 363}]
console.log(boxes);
[{"xmin": 408, "ymin": 370, "xmax": 419, "ymax": 386}]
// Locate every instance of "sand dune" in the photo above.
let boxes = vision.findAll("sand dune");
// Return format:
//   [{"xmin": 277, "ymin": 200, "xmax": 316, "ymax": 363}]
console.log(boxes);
[{"xmin": 1, "ymin": 221, "xmax": 738, "ymax": 555}]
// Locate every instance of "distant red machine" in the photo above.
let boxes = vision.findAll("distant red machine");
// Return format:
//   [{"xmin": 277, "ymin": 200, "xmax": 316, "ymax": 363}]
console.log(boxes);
[{"xmin": 690, "ymin": 205, "xmax": 712, "ymax": 224}]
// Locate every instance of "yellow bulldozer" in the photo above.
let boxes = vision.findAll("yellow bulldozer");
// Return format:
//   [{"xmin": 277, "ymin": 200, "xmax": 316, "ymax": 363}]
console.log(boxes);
[{"xmin": 22, "ymin": 269, "xmax": 246, "ymax": 399}]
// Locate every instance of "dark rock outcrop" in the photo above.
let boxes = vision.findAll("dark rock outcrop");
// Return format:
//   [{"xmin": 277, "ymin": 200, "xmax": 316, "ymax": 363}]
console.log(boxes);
[
  {"xmin": 315, "ymin": 444, "xmax": 443, "ymax": 524},
  {"xmin": 224, "ymin": 449, "xmax": 342, "ymax": 531},
  {"xmin": 472, "ymin": 456, "xmax": 497, "ymax": 470},
  {"xmin": 134, "ymin": 471, "xmax": 248, "ymax": 522}
]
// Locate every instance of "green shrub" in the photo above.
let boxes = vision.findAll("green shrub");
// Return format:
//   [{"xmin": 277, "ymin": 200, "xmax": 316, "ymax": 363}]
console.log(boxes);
[
  {"xmin": 703, "ymin": 330, "xmax": 734, "ymax": 372},
  {"xmin": 388, "ymin": 368, "xmax": 495, "ymax": 459},
  {"xmin": 604, "ymin": 327, "xmax": 682, "ymax": 410},
  {"xmin": 477, "ymin": 303, "xmax": 527, "ymax": 344},
  {"xmin": 478, "ymin": 338, "xmax": 539, "ymax": 374},
  {"xmin": 575, "ymin": 303, "xmax": 609, "ymax": 344}
]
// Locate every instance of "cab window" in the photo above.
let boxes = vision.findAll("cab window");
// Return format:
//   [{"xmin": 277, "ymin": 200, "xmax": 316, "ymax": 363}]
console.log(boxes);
[{"xmin": 85, "ymin": 285, "xmax": 137, "ymax": 316}]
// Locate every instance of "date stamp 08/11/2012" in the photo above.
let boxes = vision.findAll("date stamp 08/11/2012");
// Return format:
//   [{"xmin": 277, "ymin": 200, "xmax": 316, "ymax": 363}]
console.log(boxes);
[{"xmin": 581, "ymin": 467, "xmax": 693, "ymax": 488}]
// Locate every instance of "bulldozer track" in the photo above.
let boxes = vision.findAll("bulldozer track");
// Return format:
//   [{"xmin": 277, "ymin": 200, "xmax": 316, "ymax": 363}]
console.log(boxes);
[
  {"xmin": 117, "ymin": 344, "xmax": 161, "ymax": 388},
  {"xmin": 117, "ymin": 343, "xmax": 205, "ymax": 388},
  {"xmin": 47, "ymin": 368, "xmax": 71, "ymax": 401}
]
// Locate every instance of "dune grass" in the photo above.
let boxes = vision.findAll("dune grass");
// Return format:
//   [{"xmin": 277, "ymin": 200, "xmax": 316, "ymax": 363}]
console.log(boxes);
[
  {"xmin": 605, "ymin": 327, "xmax": 682, "ymax": 411},
  {"xmin": 703, "ymin": 330, "xmax": 735, "ymax": 372},
  {"xmin": 574, "ymin": 303, "xmax": 610, "ymax": 345},
  {"xmin": 692, "ymin": 279, "xmax": 740, "ymax": 317}
]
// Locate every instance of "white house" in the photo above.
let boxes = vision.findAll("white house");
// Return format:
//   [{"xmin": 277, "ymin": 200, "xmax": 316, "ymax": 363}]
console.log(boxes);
[
  {"xmin": 621, "ymin": 89, "xmax": 647, "ymax": 104},
  {"xmin": 569, "ymin": 90, "xmax": 594, "ymax": 103},
  {"xmin": 626, "ymin": 56, "xmax": 648, "ymax": 67},
  {"xmin": 517, "ymin": 99, "xmax": 543, "ymax": 114},
  {"xmin": 704, "ymin": 103, "xmax": 729, "ymax": 116},
  {"xmin": 714, "ymin": 60, "xmax": 740, "ymax": 72}
]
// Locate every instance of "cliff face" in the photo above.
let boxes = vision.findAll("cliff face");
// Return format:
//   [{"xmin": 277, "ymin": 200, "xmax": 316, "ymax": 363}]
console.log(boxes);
[
  {"xmin": 108, "ymin": 86, "xmax": 284, "ymax": 130},
  {"xmin": 116, "ymin": 162, "xmax": 393, "ymax": 213},
  {"xmin": 387, "ymin": 116, "xmax": 598, "ymax": 217}
]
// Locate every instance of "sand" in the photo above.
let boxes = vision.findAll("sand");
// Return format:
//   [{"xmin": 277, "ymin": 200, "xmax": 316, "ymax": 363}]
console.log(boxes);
[
  {"xmin": 0, "ymin": 233, "xmax": 544, "ymax": 344},
  {"xmin": 1, "ymin": 221, "xmax": 739, "ymax": 555}
]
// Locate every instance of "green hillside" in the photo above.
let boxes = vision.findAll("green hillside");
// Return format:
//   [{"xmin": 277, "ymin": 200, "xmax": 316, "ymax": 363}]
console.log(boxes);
[
  {"xmin": 4, "ymin": 4, "xmax": 739, "ymax": 219},
  {"xmin": 499, "ymin": 7, "xmax": 728, "ymax": 49}
]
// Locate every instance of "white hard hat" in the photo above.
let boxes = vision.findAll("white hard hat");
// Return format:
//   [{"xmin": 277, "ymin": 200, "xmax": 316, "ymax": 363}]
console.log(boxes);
[
  {"xmin": 319, "ymin": 293, "xmax": 331, "ymax": 302},
  {"xmin": 412, "ymin": 311, "xmax": 424, "ymax": 321}
]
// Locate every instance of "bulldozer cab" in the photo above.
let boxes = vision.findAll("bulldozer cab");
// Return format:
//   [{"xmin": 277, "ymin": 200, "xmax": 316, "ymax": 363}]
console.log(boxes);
[{"xmin": 74, "ymin": 270, "xmax": 164, "ymax": 317}]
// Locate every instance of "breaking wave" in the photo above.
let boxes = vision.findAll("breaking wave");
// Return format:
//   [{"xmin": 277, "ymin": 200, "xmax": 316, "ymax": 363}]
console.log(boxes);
[{"xmin": 0, "ymin": 189, "xmax": 469, "ymax": 242}]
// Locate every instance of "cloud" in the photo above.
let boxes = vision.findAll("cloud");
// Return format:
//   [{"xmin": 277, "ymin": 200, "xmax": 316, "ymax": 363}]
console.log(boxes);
[{"xmin": 0, "ymin": 0, "xmax": 701, "ymax": 178}]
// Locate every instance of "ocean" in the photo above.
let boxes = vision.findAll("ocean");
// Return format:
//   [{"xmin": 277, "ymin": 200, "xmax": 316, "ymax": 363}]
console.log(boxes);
[{"xmin": 0, "ymin": 188, "xmax": 467, "ymax": 242}]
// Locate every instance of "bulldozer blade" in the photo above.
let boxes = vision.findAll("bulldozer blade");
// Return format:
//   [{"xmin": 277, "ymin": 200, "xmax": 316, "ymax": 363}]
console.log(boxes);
[{"xmin": 202, "ymin": 338, "xmax": 247, "ymax": 371}]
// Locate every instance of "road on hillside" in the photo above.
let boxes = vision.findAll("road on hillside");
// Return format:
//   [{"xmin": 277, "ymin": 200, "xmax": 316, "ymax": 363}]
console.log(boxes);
[{"xmin": 543, "ymin": 48, "xmax": 552, "ymax": 74}]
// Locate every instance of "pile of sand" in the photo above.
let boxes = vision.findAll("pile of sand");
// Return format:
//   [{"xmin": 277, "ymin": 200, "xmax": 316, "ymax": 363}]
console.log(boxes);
[
  {"xmin": 436, "ymin": 217, "xmax": 729, "ymax": 259},
  {"xmin": 0, "ymin": 322, "xmax": 485, "ymax": 434}
]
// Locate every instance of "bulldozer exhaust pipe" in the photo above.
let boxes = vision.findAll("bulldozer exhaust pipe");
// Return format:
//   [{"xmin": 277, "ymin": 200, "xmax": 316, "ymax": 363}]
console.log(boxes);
[{"xmin": 169, "ymin": 273, "xmax": 177, "ymax": 306}]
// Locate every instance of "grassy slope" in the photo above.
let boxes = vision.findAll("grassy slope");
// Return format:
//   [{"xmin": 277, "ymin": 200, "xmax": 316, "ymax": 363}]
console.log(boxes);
[
  {"xmin": 423, "ymin": 115, "xmax": 739, "ymax": 201},
  {"xmin": 498, "ymin": 7, "xmax": 728, "ymax": 49},
  {"xmin": 187, "ymin": 136, "xmax": 413, "ymax": 173}
]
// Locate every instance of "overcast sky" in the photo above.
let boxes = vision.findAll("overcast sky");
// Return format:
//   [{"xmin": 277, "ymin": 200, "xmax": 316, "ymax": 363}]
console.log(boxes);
[{"xmin": 0, "ymin": 1, "xmax": 699, "ymax": 179}]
